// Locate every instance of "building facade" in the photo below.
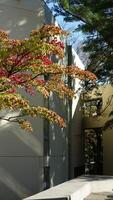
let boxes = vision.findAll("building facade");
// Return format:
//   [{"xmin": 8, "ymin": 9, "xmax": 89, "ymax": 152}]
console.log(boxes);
[
  {"xmin": 0, "ymin": 1, "xmax": 85, "ymax": 199},
  {"xmin": 0, "ymin": 1, "xmax": 45, "ymax": 199}
]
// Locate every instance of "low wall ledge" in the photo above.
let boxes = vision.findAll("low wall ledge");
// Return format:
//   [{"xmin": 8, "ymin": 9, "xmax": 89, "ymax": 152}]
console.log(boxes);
[{"xmin": 23, "ymin": 175, "xmax": 113, "ymax": 200}]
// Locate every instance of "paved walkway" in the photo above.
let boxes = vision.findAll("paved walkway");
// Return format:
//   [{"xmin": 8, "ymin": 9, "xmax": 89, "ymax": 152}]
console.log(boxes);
[{"xmin": 85, "ymin": 192, "xmax": 113, "ymax": 200}]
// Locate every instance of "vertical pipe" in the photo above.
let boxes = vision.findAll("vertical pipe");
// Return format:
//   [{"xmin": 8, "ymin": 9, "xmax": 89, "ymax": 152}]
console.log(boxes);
[
  {"xmin": 43, "ymin": 75, "xmax": 50, "ymax": 190},
  {"xmin": 67, "ymin": 45, "xmax": 73, "ymax": 179}
]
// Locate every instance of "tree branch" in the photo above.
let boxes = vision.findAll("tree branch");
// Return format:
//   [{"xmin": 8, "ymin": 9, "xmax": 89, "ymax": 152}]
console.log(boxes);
[
  {"xmin": 8, "ymin": 51, "xmax": 31, "ymax": 77},
  {"xmin": 58, "ymin": 1, "xmax": 86, "ymax": 23}
]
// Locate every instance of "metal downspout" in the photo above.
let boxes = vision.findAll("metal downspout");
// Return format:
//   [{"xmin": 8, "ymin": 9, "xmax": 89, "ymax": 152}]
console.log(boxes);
[{"xmin": 67, "ymin": 45, "xmax": 73, "ymax": 179}]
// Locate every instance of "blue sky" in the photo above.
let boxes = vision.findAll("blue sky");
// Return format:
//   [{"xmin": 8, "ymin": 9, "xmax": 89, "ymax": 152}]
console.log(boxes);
[
  {"xmin": 44, "ymin": 0, "xmax": 85, "ymax": 45},
  {"xmin": 44, "ymin": 0, "xmax": 88, "ymax": 66}
]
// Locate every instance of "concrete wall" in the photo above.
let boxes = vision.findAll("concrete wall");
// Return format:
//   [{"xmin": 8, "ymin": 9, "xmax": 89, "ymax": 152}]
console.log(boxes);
[
  {"xmin": 0, "ymin": 0, "xmax": 44, "ymax": 38},
  {"xmin": 0, "ymin": 1, "xmax": 71, "ymax": 198},
  {"xmin": 69, "ymin": 49, "xmax": 85, "ymax": 178},
  {"xmin": 69, "ymin": 100, "xmax": 85, "ymax": 178},
  {"xmin": 23, "ymin": 175, "xmax": 113, "ymax": 200},
  {"xmin": 0, "ymin": 1, "xmax": 45, "ymax": 199},
  {"xmin": 0, "ymin": 1, "xmax": 86, "ymax": 199},
  {"xmin": 45, "ymin": 11, "xmax": 69, "ymax": 186},
  {"xmin": 48, "ymin": 42, "xmax": 85, "ymax": 183},
  {"xmin": 49, "ymin": 95, "xmax": 69, "ymax": 186}
]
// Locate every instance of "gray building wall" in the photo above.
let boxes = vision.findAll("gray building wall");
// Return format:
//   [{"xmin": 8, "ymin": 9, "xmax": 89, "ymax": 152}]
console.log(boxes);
[
  {"xmin": 68, "ymin": 48, "xmax": 85, "ymax": 178},
  {"xmin": 0, "ymin": 1, "xmax": 85, "ymax": 199},
  {"xmin": 0, "ymin": 1, "xmax": 45, "ymax": 199},
  {"xmin": 0, "ymin": 1, "xmax": 70, "ymax": 199},
  {"xmin": 44, "ymin": 6, "xmax": 69, "ymax": 186}
]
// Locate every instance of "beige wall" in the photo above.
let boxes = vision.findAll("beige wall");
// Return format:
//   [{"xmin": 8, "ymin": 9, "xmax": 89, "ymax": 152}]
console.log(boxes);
[
  {"xmin": 103, "ymin": 129, "xmax": 113, "ymax": 175},
  {"xmin": 102, "ymin": 85, "xmax": 113, "ymax": 175},
  {"xmin": 83, "ymin": 84, "xmax": 113, "ymax": 175}
]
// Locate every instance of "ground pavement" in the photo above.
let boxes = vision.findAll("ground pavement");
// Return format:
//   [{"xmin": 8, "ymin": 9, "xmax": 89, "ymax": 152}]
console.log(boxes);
[{"xmin": 85, "ymin": 192, "xmax": 113, "ymax": 200}]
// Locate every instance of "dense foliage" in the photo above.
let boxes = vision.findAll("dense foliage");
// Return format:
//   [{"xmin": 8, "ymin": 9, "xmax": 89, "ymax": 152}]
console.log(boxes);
[
  {"xmin": 52, "ymin": 0, "xmax": 113, "ymax": 82},
  {"xmin": 0, "ymin": 24, "xmax": 96, "ymax": 131}
]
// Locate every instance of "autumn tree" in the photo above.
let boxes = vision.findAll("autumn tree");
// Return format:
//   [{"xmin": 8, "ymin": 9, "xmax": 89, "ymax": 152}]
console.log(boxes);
[
  {"xmin": 0, "ymin": 24, "xmax": 96, "ymax": 131},
  {"xmin": 51, "ymin": 0, "xmax": 113, "ymax": 82}
]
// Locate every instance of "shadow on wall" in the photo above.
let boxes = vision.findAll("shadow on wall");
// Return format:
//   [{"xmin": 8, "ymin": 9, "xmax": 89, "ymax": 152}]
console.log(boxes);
[
  {"xmin": 0, "ymin": 0, "xmax": 44, "ymax": 38},
  {"xmin": 0, "ymin": 109, "xmax": 44, "ymax": 199},
  {"xmin": 0, "ymin": 166, "xmax": 30, "ymax": 199},
  {"xmin": 0, "ymin": 162, "xmax": 43, "ymax": 200},
  {"xmin": 48, "ymin": 83, "xmax": 84, "ymax": 185},
  {"xmin": 68, "ymin": 98, "xmax": 85, "ymax": 178},
  {"xmin": 0, "ymin": 1, "xmax": 45, "ymax": 199},
  {"xmin": 49, "ymin": 94, "xmax": 69, "ymax": 187}
]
